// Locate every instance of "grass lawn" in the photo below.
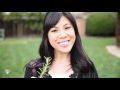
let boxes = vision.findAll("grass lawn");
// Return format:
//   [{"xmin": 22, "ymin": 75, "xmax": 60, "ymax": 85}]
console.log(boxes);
[{"xmin": 0, "ymin": 37, "xmax": 120, "ymax": 78}]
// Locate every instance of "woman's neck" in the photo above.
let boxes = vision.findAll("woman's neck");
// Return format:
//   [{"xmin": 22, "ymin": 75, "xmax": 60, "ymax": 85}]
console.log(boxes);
[
  {"xmin": 49, "ymin": 52, "xmax": 72, "ymax": 74},
  {"xmin": 54, "ymin": 51, "xmax": 71, "ymax": 63}
]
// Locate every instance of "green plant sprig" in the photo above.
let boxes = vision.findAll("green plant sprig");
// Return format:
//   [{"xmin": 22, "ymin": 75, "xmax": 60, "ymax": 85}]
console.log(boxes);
[{"xmin": 38, "ymin": 56, "xmax": 51, "ymax": 78}]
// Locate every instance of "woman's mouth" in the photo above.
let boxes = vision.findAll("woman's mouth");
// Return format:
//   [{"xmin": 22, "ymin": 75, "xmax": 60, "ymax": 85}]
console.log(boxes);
[{"xmin": 59, "ymin": 40, "xmax": 70, "ymax": 47}]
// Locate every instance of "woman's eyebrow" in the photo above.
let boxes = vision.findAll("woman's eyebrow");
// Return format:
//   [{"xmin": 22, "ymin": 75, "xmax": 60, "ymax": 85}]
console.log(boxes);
[
  {"xmin": 64, "ymin": 23, "xmax": 71, "ymax": 26},
  {"xmin": 52, "ymin": 23, "xmax": 71, "ymax": 29}
]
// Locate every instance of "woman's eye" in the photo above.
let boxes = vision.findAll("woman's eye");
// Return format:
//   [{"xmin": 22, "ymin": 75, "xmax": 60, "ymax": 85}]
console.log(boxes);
[
  {"xmin": 51, "ymin": 30, "xmax": 57, "ymax": 32},
  {"xmin": 65, "ymin": 27, "xmax": 70, "ymax": 29}
]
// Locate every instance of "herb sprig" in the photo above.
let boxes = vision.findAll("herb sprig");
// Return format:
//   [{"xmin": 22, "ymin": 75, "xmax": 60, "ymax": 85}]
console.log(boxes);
[{"xmin": 38, "ymin": 56, "xmax": 51, "ymax": 78}]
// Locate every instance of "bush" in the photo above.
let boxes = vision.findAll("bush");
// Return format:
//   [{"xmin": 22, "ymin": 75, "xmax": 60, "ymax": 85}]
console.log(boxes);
[{"xmin": 86, "ymin": 12, "xmax": 117, "ymax": 36}]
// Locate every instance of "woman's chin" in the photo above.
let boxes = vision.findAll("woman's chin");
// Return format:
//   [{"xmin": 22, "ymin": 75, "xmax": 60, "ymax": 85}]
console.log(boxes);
[{"xmin": 59, "ymin": 48, "xmax": 72, "ymax": 53}]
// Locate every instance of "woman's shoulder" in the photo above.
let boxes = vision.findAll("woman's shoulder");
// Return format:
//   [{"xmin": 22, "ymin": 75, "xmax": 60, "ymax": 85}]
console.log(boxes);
[{"xmin": 25, "ymin": 58, "xmax": 44, "ymax": 68}]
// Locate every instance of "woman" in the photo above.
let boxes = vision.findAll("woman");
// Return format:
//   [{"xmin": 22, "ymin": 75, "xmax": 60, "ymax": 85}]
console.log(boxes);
[{"xmin": 24, "ymin": 12, "xmax": 98, "ymax": 78}]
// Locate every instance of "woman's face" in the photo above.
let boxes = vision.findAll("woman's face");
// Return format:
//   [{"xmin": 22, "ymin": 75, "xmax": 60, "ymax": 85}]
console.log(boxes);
[{"xmin": 48, "ymin": 16, "xmax": 76, "ymax": 54}]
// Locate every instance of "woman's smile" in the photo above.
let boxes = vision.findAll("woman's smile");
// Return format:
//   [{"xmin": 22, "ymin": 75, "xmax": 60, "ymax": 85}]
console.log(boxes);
[{"xmin": 58, "ymin": 40, "xmax": 70, "ymax": 47}]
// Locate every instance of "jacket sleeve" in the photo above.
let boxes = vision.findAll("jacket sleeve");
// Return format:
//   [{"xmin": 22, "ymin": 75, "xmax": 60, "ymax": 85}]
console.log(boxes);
[
  {"xmin": 24, "ymin": 58, "xmax": 43, "ymax": 78},
  {"xmin": 24, "ymin": 66, "xmax": 33, "ymax": 78},
  {"xmin": 24, "ymin": 64, "xmax": 40, "ymax": 78}
]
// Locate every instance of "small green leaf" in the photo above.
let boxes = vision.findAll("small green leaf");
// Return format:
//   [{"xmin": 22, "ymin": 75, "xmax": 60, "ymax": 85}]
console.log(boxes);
[{"xmin": 39, "ymin": 56, "xmax": 52, "ymax": 78}]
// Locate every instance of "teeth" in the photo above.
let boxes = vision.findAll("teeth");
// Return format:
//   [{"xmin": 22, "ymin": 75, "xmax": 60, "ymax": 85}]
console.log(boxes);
[{"xmin": 59, "ymin": 41, "xmax": 69, "ymax": 46}]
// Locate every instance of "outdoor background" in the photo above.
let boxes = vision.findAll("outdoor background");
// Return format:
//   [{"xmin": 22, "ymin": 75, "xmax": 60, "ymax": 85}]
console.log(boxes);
[{"xmin": 0, "ymin": 12, "xmax": 120, "ymax": 78}]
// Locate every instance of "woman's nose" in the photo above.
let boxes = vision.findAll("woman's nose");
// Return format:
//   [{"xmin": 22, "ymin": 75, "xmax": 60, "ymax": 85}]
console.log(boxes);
[{"xmin": 59, "ymin": 30, "xmax": 67, "ymax": 39}]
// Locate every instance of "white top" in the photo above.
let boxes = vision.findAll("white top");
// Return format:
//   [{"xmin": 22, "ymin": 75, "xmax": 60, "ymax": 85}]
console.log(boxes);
[{"xmin": 48, "ymin": 70, "xmax": 74, "ymax": 78}]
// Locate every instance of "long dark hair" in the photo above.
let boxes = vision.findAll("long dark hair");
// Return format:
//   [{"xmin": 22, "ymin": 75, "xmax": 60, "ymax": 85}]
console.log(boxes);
[{"xmin": 39, "ymin": 12, "xmax": 98, "ymax": 78}]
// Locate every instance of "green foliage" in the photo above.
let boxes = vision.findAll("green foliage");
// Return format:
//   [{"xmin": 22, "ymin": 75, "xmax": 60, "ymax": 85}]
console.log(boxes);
[
  {"xmin": 2, "ymin": 12, "xmax": 46, "ymax": 33},
  {"xmin": 38, "ymin": 56, "xmax": 51, "ymax": 78},
  {"xmin": 3, "ymin": 12, "xmax": 23, "ymax": 22},
  {"xmin": 86, "ymin": 12, "xmax": 117, "ymax": 36},
  {"xmin": 0, "ymin": 12, "xmax": 4, "ymax": 20},
  {"xmin": 23, "ymin": 12, "xmax": 46, "ymax": 32}
]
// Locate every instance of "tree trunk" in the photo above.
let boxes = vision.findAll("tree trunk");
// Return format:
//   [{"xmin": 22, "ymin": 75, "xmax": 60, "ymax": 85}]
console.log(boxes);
[
  {"xmin": 12, "ymin": 23, "xmax": 17, "ymax": 37},
  {"xmin": 116, "ymin": 12, "xmax": 120, "ymax": 47},
  {"xmin": 17, "ymin": 22, "xmax": 23, "ymax": 37}
]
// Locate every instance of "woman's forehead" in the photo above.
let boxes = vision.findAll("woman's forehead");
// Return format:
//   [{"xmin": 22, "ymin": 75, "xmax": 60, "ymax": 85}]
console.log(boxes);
[{"xmin": 53, "ymin": 16, "xmax": 71, "ymax": 27}]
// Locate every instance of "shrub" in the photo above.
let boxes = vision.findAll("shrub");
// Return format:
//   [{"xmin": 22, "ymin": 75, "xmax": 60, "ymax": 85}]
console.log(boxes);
[{"xmin": 86, "ymin": 12, "xmax": 117, "ymax": 36}]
